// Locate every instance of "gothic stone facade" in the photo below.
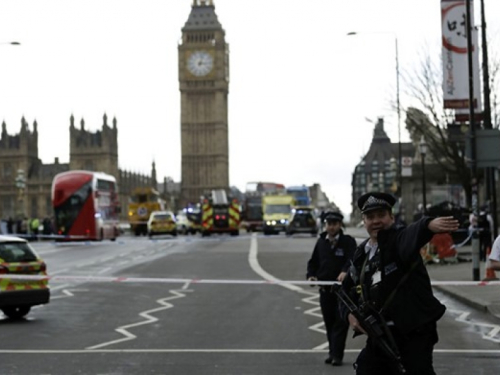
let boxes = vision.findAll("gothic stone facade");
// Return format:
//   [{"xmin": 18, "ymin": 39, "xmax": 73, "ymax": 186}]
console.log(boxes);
[
  {"xmin": 0, "ymin": 115, "xmax": 156, "ymax": 222},
  {"xmin": 178, "ymin": 0, "xmax": 230, "ymax": 205}
]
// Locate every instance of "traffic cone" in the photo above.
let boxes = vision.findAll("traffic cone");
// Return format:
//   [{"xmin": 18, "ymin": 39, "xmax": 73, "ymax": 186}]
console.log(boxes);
[{"xmin": 483, "ymin": 246, "xmax": 499, "ymax": 281}]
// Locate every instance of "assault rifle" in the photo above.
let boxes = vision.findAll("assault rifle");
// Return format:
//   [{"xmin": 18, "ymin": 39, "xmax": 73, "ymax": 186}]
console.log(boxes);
[{"xmin": 333, "ymin": 285, "xmax": 406, "ymax": 374}]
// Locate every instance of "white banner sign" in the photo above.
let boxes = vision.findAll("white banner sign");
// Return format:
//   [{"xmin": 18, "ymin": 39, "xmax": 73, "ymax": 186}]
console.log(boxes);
[
  {"xmin": 401, "ymin": 156, "xmax": 412, "ymax": 177},
  {"xmin": 441, "ymin": 0, "xmax": 482, "ymax": 111}
]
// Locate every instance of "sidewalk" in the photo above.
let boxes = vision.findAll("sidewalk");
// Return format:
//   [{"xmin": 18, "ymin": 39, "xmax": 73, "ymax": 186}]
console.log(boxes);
[
  {"xmin": 344, "ymin": 227, "xmax": 500, "ymax": 322},
  {"xmin": 426, "ymin": 245, "xmax": 500, "ymax": 322}
]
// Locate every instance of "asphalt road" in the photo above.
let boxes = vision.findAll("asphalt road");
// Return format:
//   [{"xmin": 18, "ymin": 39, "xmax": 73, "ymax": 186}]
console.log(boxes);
[{"xmin": 1, "ymin": 232, "xmax": 499, "ymax": 374}]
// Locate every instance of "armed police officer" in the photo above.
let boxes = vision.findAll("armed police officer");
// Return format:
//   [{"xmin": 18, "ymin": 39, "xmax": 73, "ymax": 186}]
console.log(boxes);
[
  {"xmin": 339, "ymin": 192, "xmax": 459, "ymax": 374},
  {"xmin": 306, "ymin": 210, "xmax": 356, "ymax": 366}
]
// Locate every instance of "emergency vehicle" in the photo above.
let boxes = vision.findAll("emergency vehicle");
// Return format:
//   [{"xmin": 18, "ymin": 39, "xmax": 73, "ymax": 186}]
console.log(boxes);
[
  {"xmin": 200, "ymin": 190, "xmax": 240, "ymax": 236},
  {"xmin": 241, "ymin": 191, "xmax": 263, "ymax": 232},
  {"xmin": 0, "ymin": 235, "xmax": 50, "ymax": 319},
  {"xmin": 262, "ymin": 194, "xmax": 296, "ymax": 235},
  {"xmin": 128, "ymin": 187, "xmax": 165, "ymax": 236}
]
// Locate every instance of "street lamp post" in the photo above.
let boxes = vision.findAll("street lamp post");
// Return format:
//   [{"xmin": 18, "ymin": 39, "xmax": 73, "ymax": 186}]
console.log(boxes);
[
  {"xmin": 347, "ymin": 31, "xmax": 402, "ymax": 202},
  {"xmin": 15, "ymin": 169, "xmax": 26, "ymax": 219},
  {"xmin": 466, "ymin": 0, "xmax": 480, "ymax": 281},
  {"xmin": 419, "ymin": 136, "xmax": 427, "ymax": 214}
]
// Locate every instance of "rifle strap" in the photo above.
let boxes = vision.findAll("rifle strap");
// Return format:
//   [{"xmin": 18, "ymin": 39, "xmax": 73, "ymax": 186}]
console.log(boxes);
[
  {"xmin": 359, "ymin": 253, "xmax": 370, "ymax": 303},
  {"xmin": 380, "ymin": 258, "xmax": 420, "ymax": 314}
]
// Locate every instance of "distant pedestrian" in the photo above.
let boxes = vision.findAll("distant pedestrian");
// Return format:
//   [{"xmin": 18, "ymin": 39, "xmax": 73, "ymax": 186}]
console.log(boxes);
[
  {"xmin": 488, "ymin": 234, "xmax": 500, "ymax": 271},
  {"xmin": 306, "ymin": 210, "xmax": 356, "ymax": 366},
  {"xmin": 42, "ymin": 217, "xmax": 53, "ymax": 235},
  {"xmin": 478, "ymin": 207, "xmax": 493, "ymax": 262},
  {"xmin": 7, "ymin": 217, "xmax": 14, "ymax": 234},
  {"xmin": 31, "ymin": 217, "xmax": 40, "ymax": 241}
]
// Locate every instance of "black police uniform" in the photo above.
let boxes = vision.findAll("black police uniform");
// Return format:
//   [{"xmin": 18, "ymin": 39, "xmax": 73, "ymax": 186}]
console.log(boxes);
[
  {"xmin": 306, "ymin": 225, "xmax": 356, "ymax": 364},
  {"xmin": 340, "ymin": 192, "xmax": 445, "ymax": 375}
]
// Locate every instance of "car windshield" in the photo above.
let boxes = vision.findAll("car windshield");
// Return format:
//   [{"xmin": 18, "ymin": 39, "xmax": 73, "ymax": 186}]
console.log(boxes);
[
  {"xmin": 153, "ymin": 214, "xmax": 171, "ymax": 220},
  {"xmin": 292, "ymin": 213, "xmax": 315, "ymax": 225},
  {"xmin": 0, "ymin": 242, "xmax": 38, "ymax": 263},
  {"xmin": 288, "ymin": 190, "xmax": 309, "ymax": 198},
  {"xmin": 265, "ymin": 204, "xmax": 291, "ymax": 214}
]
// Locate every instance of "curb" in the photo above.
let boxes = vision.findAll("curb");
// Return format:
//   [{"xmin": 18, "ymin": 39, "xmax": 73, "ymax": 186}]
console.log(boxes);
[{"xmin": 434, "ymin": 285, "xmax": 500, "ymax": 323}]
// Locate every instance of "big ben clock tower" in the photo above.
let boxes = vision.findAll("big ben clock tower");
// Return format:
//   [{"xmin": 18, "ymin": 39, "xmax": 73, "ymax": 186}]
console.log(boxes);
[{"xmin": 179, "ymin": 0, "xmax": 230, "ymax": 205}]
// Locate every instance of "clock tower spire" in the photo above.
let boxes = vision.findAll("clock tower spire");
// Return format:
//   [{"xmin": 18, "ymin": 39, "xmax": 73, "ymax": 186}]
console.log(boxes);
[{"xmin": 179, "ymin": 0, "xmax": 229, "ymax": 205}]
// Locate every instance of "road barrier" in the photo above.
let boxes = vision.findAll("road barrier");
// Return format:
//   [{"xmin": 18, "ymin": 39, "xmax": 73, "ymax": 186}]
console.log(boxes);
[{"xmin": 2, "ymin": 274, "xmax": 500, "ymax": 287}]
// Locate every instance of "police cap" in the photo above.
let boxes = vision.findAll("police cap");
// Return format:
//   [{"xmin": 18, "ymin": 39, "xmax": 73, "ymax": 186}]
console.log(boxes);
[
  {"xmin": 357, "ymin": 192, "xmax": 396, "ymax": 214},
  {"xmin": 323, "ymin": 210, "xmax": 344, "ymax": 223}
]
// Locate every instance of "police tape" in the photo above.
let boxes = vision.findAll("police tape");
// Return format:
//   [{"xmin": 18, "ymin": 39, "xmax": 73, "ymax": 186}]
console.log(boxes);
[
  {"xmin": 2, "ymin": 274, "xmax": 500, "ymax": 286},
  {"xmin": 2, "ymin": 233, "xmax": 98, "ymax": 240}
]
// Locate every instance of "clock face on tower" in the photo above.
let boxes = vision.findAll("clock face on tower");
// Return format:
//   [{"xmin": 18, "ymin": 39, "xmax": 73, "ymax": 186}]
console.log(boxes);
[{"xmin": 187, "ymin": 50, "xmax": 214, "ymax": 77}]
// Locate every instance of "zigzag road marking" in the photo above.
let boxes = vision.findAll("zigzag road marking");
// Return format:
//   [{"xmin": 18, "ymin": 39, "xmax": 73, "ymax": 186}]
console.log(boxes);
[
  {"xmin": 300, "ymin": 292, "xmax": 328, "ymax": 349},
  {"xmin": 86, "ymin": 286, "xmax": 192, "ymax": 350},
  {"xmin": 248, "ymin": 234, "xmax": 328, "ymax": 349},
  {"xmin": 437, "ymin": 292, "xmax": 500, "ymax": 344},
  {"xmin": 448, "ymin": 308, "xmax": 500, "ymax": 343}
]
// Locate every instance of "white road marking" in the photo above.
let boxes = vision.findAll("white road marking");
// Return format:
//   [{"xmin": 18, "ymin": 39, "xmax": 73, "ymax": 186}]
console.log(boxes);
[
  {"xmin": 437, "ymin": 292, "xmax": 500, "ymax": 344},
  {"xmin": 50, "ymin": 288, "xmax": 88, "ymax": 300},
  {"xmin": 0, "ymin": 349, "xmax": 498, "ymax": 354},
  {"xmin": 248, "ymin": 234, "xmax": 302, "ymax": 293},
  {"xmin": 86, "ymin": 284, "xmax": 192, "ymax": 350},
  {"xmin": 247, "ymin": 234, "xmax": 329, "ymax": 349},
  {"xmin": 448, "ymin": 308, "xmax": 500, "ymax": 343},
  {"xmin": 97, "ymin": 267, "xmax": 112, "ymax": 275}
]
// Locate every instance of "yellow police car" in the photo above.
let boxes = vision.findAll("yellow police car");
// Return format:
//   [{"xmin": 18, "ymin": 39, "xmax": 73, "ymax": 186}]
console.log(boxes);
[
  {"xmin": 147, "ymin": 211, "xmax": 178, "ymax": 237},
  {"xmin": 0, "ymin": 235, "xmax": 50, "ymax": 319}
]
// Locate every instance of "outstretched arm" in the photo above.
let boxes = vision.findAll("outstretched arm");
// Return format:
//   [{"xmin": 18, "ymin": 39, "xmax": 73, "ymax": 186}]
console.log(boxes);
[{"xmin": 427, "ymin": 216, "xmax": 460, "ymax": 233}]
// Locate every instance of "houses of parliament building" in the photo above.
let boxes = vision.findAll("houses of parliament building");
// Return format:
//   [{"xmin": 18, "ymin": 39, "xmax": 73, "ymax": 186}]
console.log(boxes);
[
  {"xmin": 0, "ymin": 0, "xmax": 232, "ymax": 222},
  {"xmin": 0, "ymin": 115, "xmax": 158, "ymax": 222}
]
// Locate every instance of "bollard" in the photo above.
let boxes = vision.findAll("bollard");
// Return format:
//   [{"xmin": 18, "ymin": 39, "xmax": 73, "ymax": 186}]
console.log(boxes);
[{"xmin": 472, "ymin": 231, "xmax": 480, "ymax": 281}]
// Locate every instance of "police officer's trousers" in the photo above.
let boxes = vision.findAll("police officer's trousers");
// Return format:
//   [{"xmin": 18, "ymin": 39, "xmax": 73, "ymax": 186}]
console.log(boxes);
[
  {"xmin": 319, "ymin": 288, "xmax": 349, "ymax": 360},
  {"xmin": 354, "ymin": 320, "xmax": 439, "ymax": 375}
]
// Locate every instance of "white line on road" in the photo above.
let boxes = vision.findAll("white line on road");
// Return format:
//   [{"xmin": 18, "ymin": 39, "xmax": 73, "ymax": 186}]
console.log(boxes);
[
  {"xmin": 248, "ymin": 234, "xmax": 303, "ymax": 293},
  {"xmin": 86, "ymin": 285, "xmax": 193, "ymax": 350},
  {"xmin": 247, "ymin": 234, "xmax": 329, "ymax": 349},
  {"xmin": 0, "ymin": 349, "xmax": 498, "ymax": 354}
]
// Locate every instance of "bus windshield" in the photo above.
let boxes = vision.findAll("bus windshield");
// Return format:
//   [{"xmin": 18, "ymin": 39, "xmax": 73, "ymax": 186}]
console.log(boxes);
[
  {"xmin": 265, "ymin": 204, "xmax": 291, "ymax": 215},
  {"xmin": 54, "ymin": 181, "xmax": 92, "ymax": 235}
]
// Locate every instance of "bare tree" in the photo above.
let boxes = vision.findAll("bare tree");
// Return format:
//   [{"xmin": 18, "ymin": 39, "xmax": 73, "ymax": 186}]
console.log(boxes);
[{"xmin": 399, "ymin": 38, "xmax": 500, "ymax": 207}]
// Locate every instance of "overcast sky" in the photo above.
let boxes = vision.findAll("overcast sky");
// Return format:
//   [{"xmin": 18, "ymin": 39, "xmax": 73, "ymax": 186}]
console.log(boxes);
[{"xmin": 1, "ymin": 0, "xmax": 499, "ymax": 216}]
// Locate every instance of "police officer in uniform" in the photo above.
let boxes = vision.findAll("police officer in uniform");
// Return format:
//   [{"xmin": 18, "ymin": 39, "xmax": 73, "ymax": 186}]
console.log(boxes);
[
  {"xmin": 306, "ymin": 210, "xmax": 356, "ymax": 366},
  {"xmin": 340, "ymin": 192, "xmax": 459, "ymax": 374}
]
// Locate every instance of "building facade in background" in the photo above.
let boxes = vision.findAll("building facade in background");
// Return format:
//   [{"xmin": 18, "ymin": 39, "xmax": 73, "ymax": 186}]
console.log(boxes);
[
  {"xmin": 350, "ymin": 118, "xmax": 414, "ymax": 224},
  {"xmin": 0, "ymin": 115, "xmax": 159, "ymax": 222},
  {"xmin": 178, "ymin": 0, "xmax": 230, "ymax": 205}
]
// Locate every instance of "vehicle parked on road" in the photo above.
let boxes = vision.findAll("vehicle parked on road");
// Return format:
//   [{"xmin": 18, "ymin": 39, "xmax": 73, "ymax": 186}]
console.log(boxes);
[
  {"xmin": 175, "ymin": 211, "xmax": 196, "ymax": 235},
  {"xmin": 286, "ymin": 185, "xmax": 312, "ymax": 207},
  {"xmin": 200, "ymin": 190, "xmax": 240, "ymax": 237},
  {"xmin": 241, "ymin": 192, "xmax": 263, "ymax": 232},
  {"xmin": 262, "ymin": 194, "xmax": 295, "ymax": 235},
  {"xmin": 285, "ymin": 207, "xmax": 318, "ymax": 236},
  {"xmin": 52, "ymin": 170, "xmax": 120, "ymax": 241},
  {"xmin": 128, "ymin": 187, "xmax": 166, "ymax": 236},
  {"xmin": 147, "ymin": 211, "xmax": 177, "ymax": 237},
  {"xmin": 0, "ymin": 235, "xmax": 50, "ymax": 319}
]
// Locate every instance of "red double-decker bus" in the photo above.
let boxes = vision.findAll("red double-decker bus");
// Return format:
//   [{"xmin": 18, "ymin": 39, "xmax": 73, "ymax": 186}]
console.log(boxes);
[{"xmin": 51, "ymin": 170, "xmax": 120, "ymax": 241}]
